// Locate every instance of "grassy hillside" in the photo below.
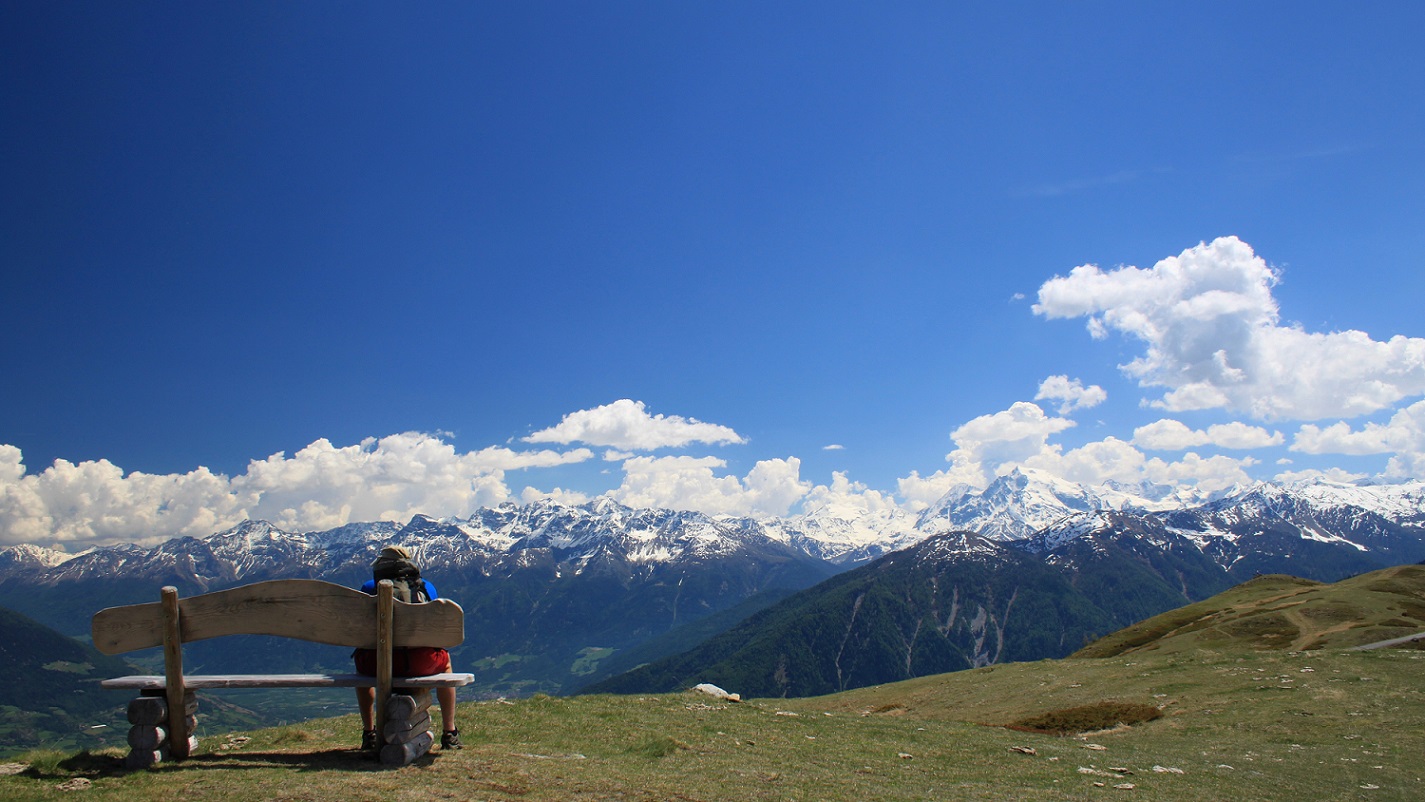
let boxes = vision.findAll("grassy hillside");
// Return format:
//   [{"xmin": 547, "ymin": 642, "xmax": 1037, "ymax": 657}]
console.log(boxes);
[
  {"xmin": 0, "ymin": 607, "xmax": 159, "ymax": 757},
  {"xmin": 1073, "ymin": 564, "xmax": 1425, "ymax": 658},
  {"xmin": 3, "ymin": 566, "xmax": 1422, "ymax": 800},
  {"xmin": 0, "ymin": 608, "xmax": 280, "ymax": 759},
  {"xmin": 1, "ymin": 646, "xmax": 1420, "ymax": 801}
]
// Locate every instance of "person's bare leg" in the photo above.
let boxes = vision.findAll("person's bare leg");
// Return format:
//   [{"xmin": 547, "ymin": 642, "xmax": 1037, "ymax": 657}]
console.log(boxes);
[
  {"xmin": 437, "ymin": 686, "xmax": 457, "ymax": 733},
  {"xmin": 356, "ymin": 686, "xmax": 375, "ymax": 730}
]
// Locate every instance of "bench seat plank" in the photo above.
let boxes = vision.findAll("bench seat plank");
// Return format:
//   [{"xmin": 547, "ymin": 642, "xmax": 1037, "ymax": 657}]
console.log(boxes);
[
  {"xmin": 101, "ymin": 672, "xmax": 474, "ymax": 690},
  {"xmin": 92, "ymin": 579, "xmax": 465, "ymax": 655}
]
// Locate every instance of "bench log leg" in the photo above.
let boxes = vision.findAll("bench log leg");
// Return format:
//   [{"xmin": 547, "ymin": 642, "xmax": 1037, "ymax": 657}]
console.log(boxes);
[
  {"xmin": 124, "ymin": 690, "xmax": 198, "ymax": 768},
  {"xmin": 383, "ymin": 711, "xmax": 431, "ymax": 744},
  {"xmin": 387, "ymin": 688, "xmax": 431, "ymax": 721},
  {"xmin": 379, "ymin": 690, "xmax": 434, "ymax": 767},
  {"xmin": 380, "ymin": 731, "xmax": 434, "ymax": 767}
]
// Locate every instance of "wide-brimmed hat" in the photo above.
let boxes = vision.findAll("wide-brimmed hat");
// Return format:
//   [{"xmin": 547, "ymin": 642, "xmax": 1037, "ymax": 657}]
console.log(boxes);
[
  {"xmin": 377, "ymin": 545, "xmax": 411, "ymax": 561},
  {"xmin": 371, "ymin": 544, "xmax": 420, "ymax": 579}
]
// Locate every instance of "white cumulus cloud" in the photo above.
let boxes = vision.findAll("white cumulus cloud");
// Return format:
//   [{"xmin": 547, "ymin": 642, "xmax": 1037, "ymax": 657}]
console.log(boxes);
[
  {"xmin": 519, "ymin": 486, "xmax": 593, "ymax": 506},
  {"xmin": 0, "ymin": 434, "xmax": 594, "ymax": 549},
  {"xmin": 1143, "ymin": 452, "xmax": 1256, "ymax": 493},
  {"xmin": 803, "ymin": 472, "xmax": 903, "ymax": 516},
  {"xmin": 897, "ymin": 466, "xmax": 984, "ymax": 512},
  {"xmin": 1024, "ymin": 437, "xmax": 1147, "ymax": 485},
  {"xmin": 1133, "ymin": 419, "xmax": 1283, "ymax": 450},
  {"xmin": 1035, "ymin": 375, "xmax": 1107, "ymax": 415},
  {"xmin": 234, "ymin": 434, "xmax": 594, "ymax": 531},
  {"xmin": 611, "ymin": 455, "xmax": 809, "ymax": 517},
  {"xmin": 1273, "ymin": 466, "xmax": 1368, "ymax": 484},
  {"xmin": 947, "ymin": 401, "xmax": 1076, "ymax": 483},
  {"xmin": 1292, "ymin": 399, "xmax": 1425, "ymax": 477},
  {"xmin": 894, "ymin": 395, "xmax": 1277, "ymax": 505},
  {"xmin": 1033, "ymin": 236, "xmax": 1425, "ymax": 421},
  {"xmin": 524, "ymin": 399, "xmax": 747, "ymax": 450},
  {"xmin": 0, "ymin": 444, "xmax": 243, "ymax": 550}
]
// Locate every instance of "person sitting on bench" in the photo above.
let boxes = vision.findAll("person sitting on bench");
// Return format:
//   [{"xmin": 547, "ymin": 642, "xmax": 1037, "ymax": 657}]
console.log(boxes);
[{"xmin": 353, "ymin": 545, "xmax": 463, "ymax": 751}]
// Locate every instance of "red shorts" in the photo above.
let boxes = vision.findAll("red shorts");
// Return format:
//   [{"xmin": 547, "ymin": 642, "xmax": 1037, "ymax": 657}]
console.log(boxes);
[{"xmin": 353, "ymin": 647, "xmax": 452, "ymax": 677}]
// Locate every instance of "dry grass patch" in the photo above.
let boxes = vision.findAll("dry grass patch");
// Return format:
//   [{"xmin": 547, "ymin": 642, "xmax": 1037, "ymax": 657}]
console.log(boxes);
[{"xmin": 1003, "ymin": 701, "xmax": 1163, "ymax": 735}]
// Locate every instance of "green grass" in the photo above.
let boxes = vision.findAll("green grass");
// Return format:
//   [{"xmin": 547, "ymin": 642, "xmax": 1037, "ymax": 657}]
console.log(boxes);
[
  {"xmin": 569, "ymin": 647, "xmax": 615, "ymax": 676},
  {"xmin": 38, "ymin": 662, "xmax": 93, "ymax": 675},
  {"xmin": 1073, "ymin": 565, "xmax": 1425, "ymax": 658},
  {"xmin": 472, "ymin": 653, "xmax": 529, "ymax": 670},
  {"xmin": 1, "ymin": 646, "xmax": 1421, "ymax": 801}
]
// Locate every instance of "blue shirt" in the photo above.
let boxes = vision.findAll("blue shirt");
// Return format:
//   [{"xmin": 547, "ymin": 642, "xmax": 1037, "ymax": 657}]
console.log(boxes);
[{"xmin": 360, "ymin": 578, "xmax": 439, "ymax": 599}]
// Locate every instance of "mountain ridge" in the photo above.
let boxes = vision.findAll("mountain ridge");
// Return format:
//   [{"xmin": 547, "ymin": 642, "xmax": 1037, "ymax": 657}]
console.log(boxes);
[{"xmin": 10, "ymin": 472, "xmax": 1425, "ymax": 573}]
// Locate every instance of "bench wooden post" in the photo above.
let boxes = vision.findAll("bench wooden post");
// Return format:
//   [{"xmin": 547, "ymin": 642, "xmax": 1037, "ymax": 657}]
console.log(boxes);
[
  {"xmin": 375, "ymin": 579, "xmax": 394, "ymax": 738},
  {"xmin": 160, "ymin": 586, "xmax": 191, "ymax": 760}
]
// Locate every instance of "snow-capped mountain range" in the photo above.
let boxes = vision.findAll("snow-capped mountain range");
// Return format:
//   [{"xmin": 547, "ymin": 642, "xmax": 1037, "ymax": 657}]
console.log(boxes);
[{"xmin": 5, "ymin": 468, "xmax": 1425, "ymax": 582}]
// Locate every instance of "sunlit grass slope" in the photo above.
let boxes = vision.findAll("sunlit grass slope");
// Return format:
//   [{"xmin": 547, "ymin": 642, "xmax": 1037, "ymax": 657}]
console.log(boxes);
[
  {"xmin": 3, "ymin": 565, "xmax": 1422, "ymax": 801},
  {"xmin": 1073, "ymin": 564, "xmax": 1425, "ymax": 658}
]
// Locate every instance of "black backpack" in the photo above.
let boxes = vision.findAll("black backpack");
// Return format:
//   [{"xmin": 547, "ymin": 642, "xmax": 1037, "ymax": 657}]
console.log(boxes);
[{"xmin": 371, "ymin": 552, "xmax": 430, "ymax": 604}]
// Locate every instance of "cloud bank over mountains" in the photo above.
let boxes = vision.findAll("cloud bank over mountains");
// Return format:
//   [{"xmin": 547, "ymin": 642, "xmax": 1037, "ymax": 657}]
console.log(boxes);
[{"xmin": 5, "ymin": 237, "xmax": 1425, "ymax": 550}]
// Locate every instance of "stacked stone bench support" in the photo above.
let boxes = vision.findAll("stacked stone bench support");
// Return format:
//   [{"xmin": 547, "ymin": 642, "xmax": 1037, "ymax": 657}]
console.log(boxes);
[
  {"xmin": 91, "ymin": 578, "xmax": 473, "ymax": 768},
  {"xmin": 381, "ymin": 689, "xmax": 433, "ymax": 766},
  {"xmin": 123, "ymin": 691, "xmax": 198, "ymax": 769}
]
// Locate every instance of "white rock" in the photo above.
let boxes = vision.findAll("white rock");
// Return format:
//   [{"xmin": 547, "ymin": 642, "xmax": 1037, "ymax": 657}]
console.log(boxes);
[{"xmin": 692, "ymin": 683, "xmax": 741, "ymax": 702}]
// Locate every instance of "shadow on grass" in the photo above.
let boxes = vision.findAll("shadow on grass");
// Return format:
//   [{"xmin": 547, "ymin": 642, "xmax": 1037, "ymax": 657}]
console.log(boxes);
[
  {"xmin": 18, "ymin": 747, "xmax": 434, "ymax": 780},
  {"xmin": 182, "ymin": 749, "xmax": 437, "ymax": 772},
  {"xmin": 15, "ymin": 750, "xmax": 132, "ymax": 781}
]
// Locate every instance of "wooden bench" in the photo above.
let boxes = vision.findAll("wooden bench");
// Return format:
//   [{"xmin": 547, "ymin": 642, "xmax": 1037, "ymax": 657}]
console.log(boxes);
[{"xmin": 91, "ymin": 578, "xmax": 474, "ymax": 767}]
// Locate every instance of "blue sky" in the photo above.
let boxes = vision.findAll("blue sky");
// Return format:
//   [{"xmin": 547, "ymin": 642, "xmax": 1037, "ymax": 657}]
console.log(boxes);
[{"xmin": 4, "ymin": 2, "xmax": 1425, "ymax": 549}]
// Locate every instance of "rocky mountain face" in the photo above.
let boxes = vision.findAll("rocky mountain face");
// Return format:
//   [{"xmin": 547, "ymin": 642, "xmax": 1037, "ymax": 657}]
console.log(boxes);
[
  {"xmin": 4, "ymin": 473, "xmax": 1424, "ymax": 698},
  {"xmin": 586, "ymin": 532, "xmax": 1122, "ymax": 698}
]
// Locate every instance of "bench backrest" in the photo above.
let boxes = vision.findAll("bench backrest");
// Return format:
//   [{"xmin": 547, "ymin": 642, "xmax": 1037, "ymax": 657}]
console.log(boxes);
[{"xmin": 91, "ymin": 578, "xmax": 465, "ymax": 655}]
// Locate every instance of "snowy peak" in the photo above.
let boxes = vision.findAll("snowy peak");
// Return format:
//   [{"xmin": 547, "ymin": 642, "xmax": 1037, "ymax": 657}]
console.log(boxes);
[
  {"xmin": 911, "ymin": 529, "xmax": 1016, "ymax": 565},
  {"xmin": 0, "ymin": 543, "xmax": 82, "ymax": 571},
  {"xmin": 787, "ymin": 501, "xmax": 924, "ymax": 563},
  {"xmin": 1097, "ymin": 479, "xmax": 1210, "ymax": 511},
  {"xmin": 1029, "ymin": 509, "xmax": 1191, "ymax": 555},
  {"xmin": 911, "ymin": 471, "xmax": 1425, "ymax": 563},
  {"xmin": 1028, "ymin": 511, "xmax": 1117, "ymax": 553},
  {"xmin": 455, "ymin": 499, "xmax": 777, "ymax": 565},
  {"xmin": 1213, "ymin": 478, "xmax": 1425, "ymax": 522},
  {"xmin": 917, "ymin": 468, "xmax": 1106, "ymax": 541},
  {"xmin": 308, "ymin": 520, "xmax": 403, "ymax": 549}
]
